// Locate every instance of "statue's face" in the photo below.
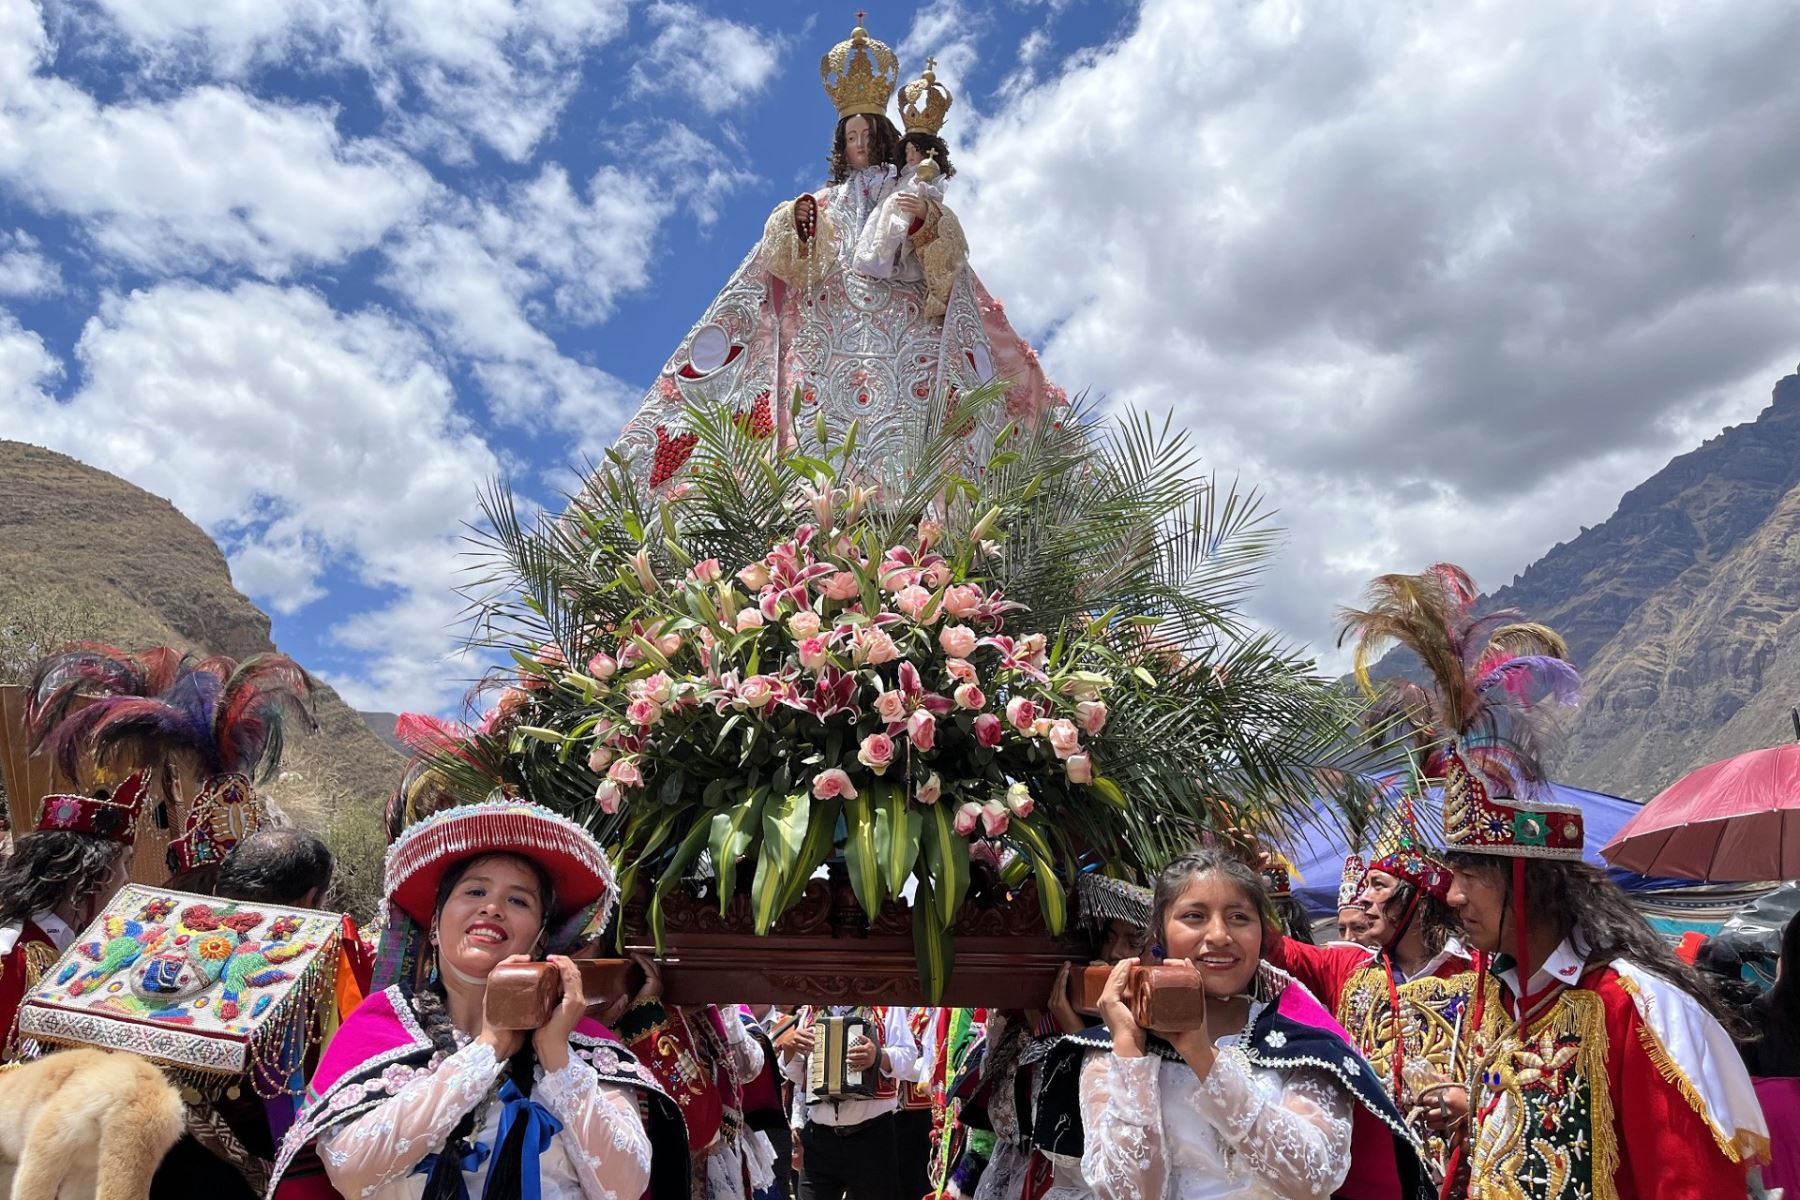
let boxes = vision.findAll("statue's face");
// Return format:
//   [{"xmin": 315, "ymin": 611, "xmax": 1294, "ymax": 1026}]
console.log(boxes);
[
  {"xmin": 844, "ymin": 115, "xmax": 874, "ymax": 169},
  {"xmin": 904, "ymin": 141, "xmax": 923, "ymax": 167}
]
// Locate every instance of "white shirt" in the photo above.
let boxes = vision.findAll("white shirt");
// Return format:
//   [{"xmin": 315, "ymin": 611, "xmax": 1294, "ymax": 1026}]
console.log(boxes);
[{"xmin": 780, "ymin": 1006, "xmax": 919, "ymax": 1128}]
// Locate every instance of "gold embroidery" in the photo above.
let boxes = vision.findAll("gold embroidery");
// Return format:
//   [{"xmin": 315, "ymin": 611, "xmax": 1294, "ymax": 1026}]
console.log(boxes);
[
  {"xmin": 1466, "ymin": 982, "xmax": 1618, "ymax": 1200},
  {"xmin": 913, "ymin": 202, "xmax": 968, "ymax": 321},
  {"xmin": 20, "ymin": 941, "xmax": 56, "ymax": 994}
]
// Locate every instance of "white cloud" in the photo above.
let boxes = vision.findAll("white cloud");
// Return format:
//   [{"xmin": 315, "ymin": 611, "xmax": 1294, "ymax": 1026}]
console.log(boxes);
[
  {"xmin": 630, "ymin": 2, "xmax": 781, "ymax": 115},
  {"xmin": 0, "ymin": 231, "xmax": 62, "ymax": 298},
  {"xmin": 0, "ymin": 281, "xmax": 501, "ymax": 711},
  {"xmin": 957, "ymin": 0, "xmax": 1800, "ymax": 661},
  {"xmin": 382, "ymin": 164, "xmax": 662, "ymax": 443},
  {"xmin": 81, "ymin": 0, "xmax": 631, "ymax": 163},
  {"xmin": 901, "ymin": 0, "xmax": 984, "ymax": 101},
  {"xmin": 1, "ymin": 3, "xmax": 432, "ymax": 277}
]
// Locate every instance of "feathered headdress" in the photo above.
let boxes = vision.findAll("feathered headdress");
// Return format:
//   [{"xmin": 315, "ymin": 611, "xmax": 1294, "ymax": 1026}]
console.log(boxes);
[
  {"xmin": 26, "ymin": 645, "xmax": 317, "ymax": 859},
  {"xmin": 1338, "ymin": 564, "xmax": 1579, "ymax": 810}
]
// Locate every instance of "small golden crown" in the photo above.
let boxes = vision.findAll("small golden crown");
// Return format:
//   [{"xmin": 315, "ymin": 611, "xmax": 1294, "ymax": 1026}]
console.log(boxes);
[
  {"xmin": 900, "ymin": 57, "xmax": 953, "ymax": 135},
  {"xmin": 821, "ymin": 15, "xmax": 899, "ymax": 120}
]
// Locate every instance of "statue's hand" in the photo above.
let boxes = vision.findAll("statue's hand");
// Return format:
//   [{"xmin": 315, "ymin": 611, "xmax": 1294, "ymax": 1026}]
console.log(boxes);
[
  {"xmin": 793, "ymin": 194, "xmax": 818, "ymax": 242},
  {"xmin": 895, "ymin": 194, "xmax": 928, "ymax": 221}
]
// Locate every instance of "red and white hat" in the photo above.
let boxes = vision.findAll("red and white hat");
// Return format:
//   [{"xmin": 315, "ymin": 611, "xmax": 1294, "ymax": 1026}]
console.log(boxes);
[
  {"xmin": 382, "ymin": 799, "xmax": 618, "ymax": 935},
  {"xmin": 35, "ymin": 769, "xmax": 150, "ymax": 846},
  {"xmin": 1441, "ymin": 745, "xmax": 1584, "ymax": 860}
]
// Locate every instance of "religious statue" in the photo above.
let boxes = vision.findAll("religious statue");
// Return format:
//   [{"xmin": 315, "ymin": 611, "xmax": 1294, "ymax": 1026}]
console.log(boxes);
[{"xmin": 611, "ymin": 18, "xmax": 1065, "ymax": 493}]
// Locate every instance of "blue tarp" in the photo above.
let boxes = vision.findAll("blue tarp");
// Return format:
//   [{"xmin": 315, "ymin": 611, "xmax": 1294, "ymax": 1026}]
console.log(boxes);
[{"xmin": 1287, "ymin": 780, "xmax": 1691, "ymax": 917}]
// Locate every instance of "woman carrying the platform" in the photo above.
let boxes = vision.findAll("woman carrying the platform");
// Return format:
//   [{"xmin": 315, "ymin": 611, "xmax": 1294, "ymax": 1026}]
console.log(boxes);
[
  {"xmin": 267, "ymin": 800, "xmax": 689, "ymax": 1200},
  {"xmin": 1038, "ymin": 850, "xmax": 1432, "ymax": 1200}
]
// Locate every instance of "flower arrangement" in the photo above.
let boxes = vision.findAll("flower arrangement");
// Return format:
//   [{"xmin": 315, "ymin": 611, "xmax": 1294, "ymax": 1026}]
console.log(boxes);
[{"xmin": 451, "ymin": 386, "xmax": 1382, "ymax": 999}]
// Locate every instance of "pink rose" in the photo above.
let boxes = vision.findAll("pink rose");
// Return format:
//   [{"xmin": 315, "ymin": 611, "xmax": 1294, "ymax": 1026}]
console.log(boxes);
[
  {"xmin": 799, "ymin": 636, "xmax": 831, "ymax": 671},
  {"xmin": 737, "ymin": 675, "xmax": 777, "ymax": 710},
  {"xmin": 587, "ymin": 652, "xmax": 618, "ymax": 679},
  {"xmin": 736, "ymin": 608, "xmax": 765, "ymax": 633},
  {"xmin": 857, "ymin": 628, "xmax": 900, "ymax": 666},
  {"xmin": 1065, "ymin": 753, "xmax": 1093, "ymax": 785},
  {"xmin": 973, "ymin": 712, "xmax": 1003, "ymax": 748},
  {"xmin": 535, "ymin": 643, "xmax": 566, "ymax": 668},
  {"xmin": 595, "ymin": 780, "xmax": 623, "ymax": 814},
  {"xmin": 894, "ymin": 585, "xmax": 931, "ymax": 620},
  {"xmin": 593, "ymin": 719, "xmax": 617, "ymax": 743},
  {"xmin": 942, "ymin": 584, "xmax": 982, "ymax": 618},
  {"xmin": 907, "ymin": 709, "xmax": 937, "ymax": 752},
  {"xmin": 874, "ymin": 689, "xmax": 908, "ymax": 723},
  {"xmin": 945, "ymin": 657, "xmax": 977, "ymax": 684},
  {"xmin": 916, "ymin": 772, "xmax": 942, "ymax": 805},
  {"xmin": 820, "ymin": 571, "xmax": 862, "ymax": 601},
  {"xmin": 938, "ymin": 624, "xmax": 977, "ymax": 658},
  {"xmin": 639, "ymin": 672, "xmax": 674, "ymax": 704},
  {"xmin": 1076, "ymin": 700, "xmax": 1108, "ymax": 735},
  {"xmin": 1048, "ymin": 718, "xmax": 1082, "ymax": 760},
  {"xmin": 657, "ymin": 632, "xmax": 682, "ymax": 657},
  {"xmin": 954, "ymin": 800, "xmax": 983, "ymax": 837},
  {"xmin": 954, "ymin": 683, "xmax": 986, "ymax": 710},
  {"xmin": 813, "ymin": 768, "xmax": 858, "ymax": 800},
  {"xmin": 608, "ymin": 758, "xmax": 644, "ymax": 787},
  {"xmin": 586, "ymin": 745, "xmax": 614, "ymax": 773},
  {"xmin": 980, "ymin": 800, "xmax": 1010, "ymax": 837},
  {"xmin": 690, "ymin": 558, "xmax": 722, "ymax": 584},
  {"xmin": 1005, "ymin": 782, "xmax": 1036, "ymax": 818},
  {"xmin": 737, "ymin": 562, "xmax": 771, "ymax": 590},
  {"xmin": 1006, "ymin": 697, "xmax": 1038, "ymax": 733},
  {"xmin": 788, "ymin": 610, "xmax": 823, "ymax": 639},
  {"xmin": 858, "ymin": 733, "xmax": 896, "ymax": 775},
  {"xmin": 625, "ymin": 697, "xmax": 662, "ymax": 727},
  {"xmin": 923, "ymin": 560, "xmax": 952, "ymax": 589}
]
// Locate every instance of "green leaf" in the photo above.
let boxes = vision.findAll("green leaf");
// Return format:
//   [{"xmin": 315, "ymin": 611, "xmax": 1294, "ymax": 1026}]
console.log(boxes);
[
  {"xmin": 920, "ymin": 803, "xmax": 970, "ymax": 928},
  {"xmin": 709, "ymin": 787, "xmax": 769, "ymax": 914},
  {"xmin": 912, "ymin": 875, "xmax": 956, "ymax": 1004},
  {"xmin": 649, "ymin": 819, "xmax": 714, "ymax": 955},
  {"xmin": 841, "ymin": 790, "xmax": 885, "ymax": 921},
  {"xmin": 752, "ymin": 791, "xmax": 810, "ymax": 934},
  {"xmin": 778, "ymin": 796, "xmax": 839, "ymax": 914},
  {"xmin": 1090, "ymin": 775, "xmax": 1128, "ymax": 810},
  {"xmin": 1029, "ymin": 854, "xmax": 1068, "ymax": 935},
  {"xmin": 873, "ymin": 783, "xmax": 923, "ymax": 897}
]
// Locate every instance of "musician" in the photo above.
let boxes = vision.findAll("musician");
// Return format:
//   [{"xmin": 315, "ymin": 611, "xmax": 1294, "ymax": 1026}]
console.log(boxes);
[{"xmin": 778, "ymin": 1003, "xmax": 919, "ymax": 1200}]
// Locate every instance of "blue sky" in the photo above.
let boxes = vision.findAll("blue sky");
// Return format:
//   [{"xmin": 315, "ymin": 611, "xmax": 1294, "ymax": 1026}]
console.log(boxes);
[{"xmin": 5, "ymin": 0, "xmax": 1799, "ymax": 717}]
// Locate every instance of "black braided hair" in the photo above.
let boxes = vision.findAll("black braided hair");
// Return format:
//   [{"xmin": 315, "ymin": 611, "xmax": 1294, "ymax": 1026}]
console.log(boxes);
[{"xmin": 410, "ymin": 982, "xmax": 482, "ymax": 1200}]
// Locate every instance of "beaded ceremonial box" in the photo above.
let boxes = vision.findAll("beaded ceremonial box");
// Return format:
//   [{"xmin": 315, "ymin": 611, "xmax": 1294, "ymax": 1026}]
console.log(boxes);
[{"xmin": 18, "ymin": 884, "xmax": 341, "ymax": 1086}]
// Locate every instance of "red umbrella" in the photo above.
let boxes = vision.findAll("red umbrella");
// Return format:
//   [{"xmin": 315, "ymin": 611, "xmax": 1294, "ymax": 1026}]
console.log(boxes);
[{"xmin": 1602, "ymin": 742, "xmax": 1800, "ymax": 880}]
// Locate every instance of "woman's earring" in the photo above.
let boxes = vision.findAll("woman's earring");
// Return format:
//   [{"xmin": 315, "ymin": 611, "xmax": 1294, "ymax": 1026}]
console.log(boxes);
[{"xmin": 1150, "ymin": 943, "xmax": 1166, "ymax": 960}]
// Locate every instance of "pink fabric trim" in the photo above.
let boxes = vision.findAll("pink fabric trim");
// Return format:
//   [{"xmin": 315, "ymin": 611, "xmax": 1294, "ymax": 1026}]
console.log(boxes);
[{"xmin": 1273, "ymin": 980, "xmax": 1405, "ymax": 1200}]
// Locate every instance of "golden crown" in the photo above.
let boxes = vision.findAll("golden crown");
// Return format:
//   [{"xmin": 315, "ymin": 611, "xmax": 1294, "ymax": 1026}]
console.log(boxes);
[
  {"xmin": 900, "ymin": 57, "xmax": 953, "ymax": 135},
  {"xmin": 821, "ymin": 16, "xmax": 899, "ymax": 119}
]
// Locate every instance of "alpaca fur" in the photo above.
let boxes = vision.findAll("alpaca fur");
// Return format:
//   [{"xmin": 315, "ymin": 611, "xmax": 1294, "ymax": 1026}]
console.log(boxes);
[{"xmin": 0, "ymin": 1048, "xmax": 185, "ymax": 1200}]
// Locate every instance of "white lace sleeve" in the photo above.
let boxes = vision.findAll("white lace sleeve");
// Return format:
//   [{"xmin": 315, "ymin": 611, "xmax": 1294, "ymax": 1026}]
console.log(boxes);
[
  {"xmin": 318, "ymin": 1040, "xmax": 504, "ymax": 1200},
  {"xmin": 534, "ymin": 1057, "xmax": 654, "ymax": 1200},
  {"xmin": 1189, "ymin": 1050, "xmax": 1352, "ymax": 1200},
  {"xmin": 721, "ymin": 1007, "xmax": 765, "ymax": 1082},
  {"xmin": 1079, "ymin": 1051, "xmax": 1167, "ymax": 1200}
]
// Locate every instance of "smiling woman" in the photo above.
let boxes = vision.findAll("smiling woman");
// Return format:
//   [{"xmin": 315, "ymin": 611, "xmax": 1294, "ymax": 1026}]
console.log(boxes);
[
  {"xmin": 1035, "ymin": 850, "xmax": 1434, "ymax": 1200},
  {"xmin": 265, "ymin": 801, "xmax": 692, "ymax": 1200}
]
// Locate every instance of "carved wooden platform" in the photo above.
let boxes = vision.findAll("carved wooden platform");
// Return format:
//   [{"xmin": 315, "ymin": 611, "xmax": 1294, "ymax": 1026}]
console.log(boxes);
[{"xmin": 617, "ymin": 867, "xmax": 1085, "ymax": 1008}]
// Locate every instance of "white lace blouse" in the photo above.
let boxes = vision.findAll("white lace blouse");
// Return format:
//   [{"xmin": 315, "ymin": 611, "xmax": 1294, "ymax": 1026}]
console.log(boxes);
[
  {"xmin": 1078, "ymin": 1044, "xmax": 1353, "ymax": 1200},
  {"xmin": 317, "ymin": 1039, "xmax": 652, "ymax": 1200}
]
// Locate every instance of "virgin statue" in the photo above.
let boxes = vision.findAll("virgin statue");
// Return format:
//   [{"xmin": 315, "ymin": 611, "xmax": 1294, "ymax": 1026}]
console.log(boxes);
[{"xmin": 611, "ymin": 19, "xmax": 1065, "ymax": 493}]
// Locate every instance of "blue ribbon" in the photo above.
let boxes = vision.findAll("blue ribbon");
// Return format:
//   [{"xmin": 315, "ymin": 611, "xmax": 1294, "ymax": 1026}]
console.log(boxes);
[
  {"xmin": 413, "ymin": 1139, "xmax": 491, "ymax": 1200},
  {"xmin": 482, "ymin": 1079, "xmax": 564, "ymax": 1200}
]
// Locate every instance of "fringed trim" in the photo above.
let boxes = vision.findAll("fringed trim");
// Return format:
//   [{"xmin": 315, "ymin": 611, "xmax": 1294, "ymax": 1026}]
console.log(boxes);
[{"xmin": 1613, "ymin": 973, "xmax": 1757, "ymax": 1164}]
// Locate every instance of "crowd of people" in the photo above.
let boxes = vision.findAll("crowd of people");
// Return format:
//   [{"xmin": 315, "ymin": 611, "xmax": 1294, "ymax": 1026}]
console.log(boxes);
[{"xmin": 1, "ymin": 770, "xmax": 1793, "ymax": 1200}]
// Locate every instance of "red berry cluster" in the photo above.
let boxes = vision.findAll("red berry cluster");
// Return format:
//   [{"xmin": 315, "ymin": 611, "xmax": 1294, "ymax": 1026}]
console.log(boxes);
[{"xmin": 649, "ymin": 425, "xmax": 699, "ymax": 487}]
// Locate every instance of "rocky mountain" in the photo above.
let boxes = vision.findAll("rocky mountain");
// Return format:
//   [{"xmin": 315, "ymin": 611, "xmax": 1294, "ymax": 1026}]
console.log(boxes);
[
  {"xmin": 0, "ymin": 439, "xmax": 402, "ymax": 827},
  {"xmin": 1478, "ymin": 371, "xmax": 1800, "ymax": 798}
]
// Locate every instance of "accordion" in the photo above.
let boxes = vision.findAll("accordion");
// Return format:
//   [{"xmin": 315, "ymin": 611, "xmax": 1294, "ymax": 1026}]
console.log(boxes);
[{"xmin": 807, "ymin": 1013, "xmax": 878, "ymax": 1102}]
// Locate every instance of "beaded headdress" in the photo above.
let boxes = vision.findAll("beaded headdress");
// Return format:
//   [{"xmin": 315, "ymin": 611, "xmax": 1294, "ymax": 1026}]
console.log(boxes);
[
  {"xmin": 1077, "ymin": 871, "xmax": 1151, "ymax": 931},
  {"xmin": 821, "ymin": 17, "xmax": 899, "ymax": 119},
  {"xmin": 1366, "ymin": 796, "xmax": 1453, "ymax": 900},
  {"xmin": 1260, "ymin": 853, "xmax": 1296, "ymax": 900},
  {"xmin": 1441, "ymin": 745, "xmax": 1584, "ymax": 860},
  {"xmin": 167, "ymin": 771, "xmax": 268, "ymax": 876},
  {"xmin": 35, "ymin": 769, "xmax": 150, "ymax": 845},
  {"xmin": 1337, "ymin": 852, "xmax": 1367, "ymax": 909}
]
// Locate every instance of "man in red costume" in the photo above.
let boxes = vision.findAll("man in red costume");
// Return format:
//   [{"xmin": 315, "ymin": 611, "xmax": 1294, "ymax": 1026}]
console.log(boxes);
[
  {"xmin": 0, "ymin": 773, "xmax": 142, "ymax": 1049},
  {"xmin": 1440, "ymin": 748, "xmax": 1769, "ymax": 1200}
]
